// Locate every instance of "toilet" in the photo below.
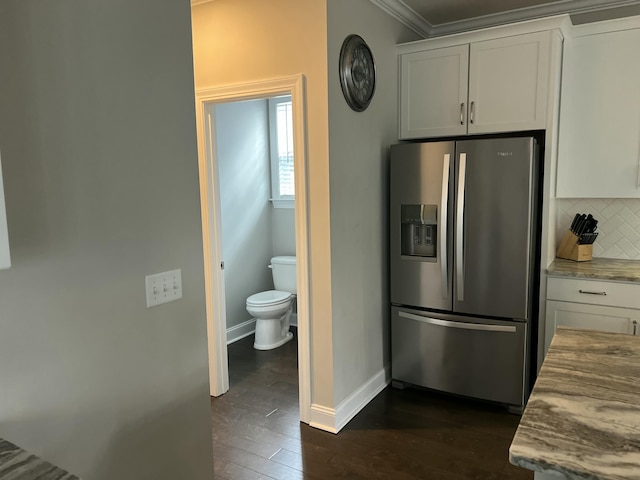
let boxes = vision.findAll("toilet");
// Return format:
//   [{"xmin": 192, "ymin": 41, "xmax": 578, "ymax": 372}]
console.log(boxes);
[{"xmin": 246, "ymin": 256, "xmax": 296, "ymax": 350}]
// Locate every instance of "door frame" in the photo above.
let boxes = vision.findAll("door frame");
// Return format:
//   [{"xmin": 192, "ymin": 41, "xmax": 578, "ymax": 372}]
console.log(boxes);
[{"xmin": 194, "ymin": 75, "xmax": 311, "ymax": 423}]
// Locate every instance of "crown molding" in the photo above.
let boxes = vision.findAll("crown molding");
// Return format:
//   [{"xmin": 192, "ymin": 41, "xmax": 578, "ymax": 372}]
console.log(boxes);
[
  {"xmin": 431, "ymin": 0, "xmax": 640, "ymax": 36},
  {"xmin": 372, "ymin": 0, "xmax": 640, "ymax": 38},
  {"xmin": 368, "ymin": 0, "xmax": 432, "ymax": 37}
]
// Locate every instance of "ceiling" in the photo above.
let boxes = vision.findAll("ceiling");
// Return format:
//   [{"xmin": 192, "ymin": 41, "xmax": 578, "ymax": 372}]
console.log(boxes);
[{"xmin": 371, "ymin": 0, "xmax": 640, "ymax": 37}]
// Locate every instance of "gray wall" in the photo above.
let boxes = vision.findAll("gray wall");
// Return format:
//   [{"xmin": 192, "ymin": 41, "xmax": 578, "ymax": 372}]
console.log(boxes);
[
  {"xmin": 216, "ymin": 100, "xmax": 274, "ymax": 329},
  {"xmin": 0, "ymin": 1, "xmax": 214, "ymax": 479},
  {"xmin": 327, "ymin": 0, "xmax": 420, "ymax": 405},
  {"xmin": 272, "ymin": 208, "xmax": 296, "ymax": 256}
]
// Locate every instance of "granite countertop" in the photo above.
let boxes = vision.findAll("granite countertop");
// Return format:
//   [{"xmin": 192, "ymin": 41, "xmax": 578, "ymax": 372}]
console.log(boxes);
[
  {"xmin": 0, "ymin": 438, "xmax": 80, "ymax": 479},
  {"xmin": 547, "ymin": 257, "xmax": 640, "ymax": 283},
  {"xmin": 509, "ymin": 327, "xmax": 640, "ymax": 480}
]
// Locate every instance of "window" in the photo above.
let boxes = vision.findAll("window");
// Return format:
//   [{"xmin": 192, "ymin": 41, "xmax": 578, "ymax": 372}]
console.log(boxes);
[{"xmin": 268, "ymin": 96, "xmax": 294, "ymax": 208}]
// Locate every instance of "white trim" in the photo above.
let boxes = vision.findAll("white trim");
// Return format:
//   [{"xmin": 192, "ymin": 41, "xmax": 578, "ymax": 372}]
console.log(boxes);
[
  {"xmin": 372, "ymin": 0, "xmax": 640, "ymax": 38},
  {"xmin": 196, "ymin": 93, "xmax": 229, "ymax": 398},
  {"xmin": 569, "ymin": 11, "xmax": 640, "ymax": 35},
  {"xmin": 195, "ymin": 75, "xmax": 312, "ymax": 424},
  {"xmin": 226, "ymin": 319, "xmax": 256, "ymax": 345},
  {"xmin": 309, "ymin": 366, "xmax": 390, "ymax": 434},
  {"xmin": 226, "ymin": 316, "xmax": 297, "ymax": 344},
  {"xmin": 309, "ymin": 404, "xmax": 337, "ymax": 433},
  {"xmin": 430, "ymin": 0, "xmax": 640, "ymax": 37},
  {"xmin": 368, "ymin": 0, "xmax": 432, "ymax": 37},
  {"xmin": 397, "ymin": 15, "xmax": 571, "ymax": 54}
]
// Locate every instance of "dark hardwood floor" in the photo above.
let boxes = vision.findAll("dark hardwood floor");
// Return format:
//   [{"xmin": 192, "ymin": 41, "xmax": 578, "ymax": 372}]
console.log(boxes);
[{"xmin": 211, "ymin": 329, "xmax": 532, "ymax": 479}]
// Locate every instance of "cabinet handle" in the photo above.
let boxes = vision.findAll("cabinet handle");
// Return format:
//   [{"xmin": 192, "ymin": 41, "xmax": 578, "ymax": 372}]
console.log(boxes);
[
  {"xmin": 578, "ymin": 289, "xmax": 607, "ymax": 296},
  {"xmin": 634, "ymin": 320, "xmax": 638, "ymax": 336},
  {"xmin": 460, "ymin": 103, "xmax": 465, "ymax": 125},
  {"xmin": 470, "ymin": 101, "xmax": 475, "ymax": 124}
]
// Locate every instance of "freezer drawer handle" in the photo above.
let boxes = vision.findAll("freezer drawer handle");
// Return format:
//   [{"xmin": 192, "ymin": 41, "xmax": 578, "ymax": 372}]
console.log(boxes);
[
  {"xmin": 578, "ymin": 289, "xmax": 607, "ymax": 296},
  {"xmin": 440, "ymin": 153, "xmax": 450, "ymax": 299},
  {"xmin": 398, "ymin": 311, "xmax": 517, "ymax": 333}
]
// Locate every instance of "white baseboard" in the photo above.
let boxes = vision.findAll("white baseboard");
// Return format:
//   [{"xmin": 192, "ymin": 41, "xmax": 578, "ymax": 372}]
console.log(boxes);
[
  {"xmin": 309, "ymin": 365, "xmax": 390, "ymax": 434},
  {"xmin": 227, "ymin": 315, "xmax": 297, "ymax": 345},
  {"xmin": 226, "ymin": 318, "xmax": 256, "ymax": 345}
]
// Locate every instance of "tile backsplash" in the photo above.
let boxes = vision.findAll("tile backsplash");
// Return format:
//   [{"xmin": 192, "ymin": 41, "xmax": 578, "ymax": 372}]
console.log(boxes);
[{"xmin": 556, "ymin": 199, "xmax": 640, "ymax": 260}]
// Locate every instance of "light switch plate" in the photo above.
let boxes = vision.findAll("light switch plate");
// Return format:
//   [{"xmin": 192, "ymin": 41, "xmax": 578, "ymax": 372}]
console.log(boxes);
[{"xmin": 145, "ymin": 269, "xmax": 182, "ymax": 308}]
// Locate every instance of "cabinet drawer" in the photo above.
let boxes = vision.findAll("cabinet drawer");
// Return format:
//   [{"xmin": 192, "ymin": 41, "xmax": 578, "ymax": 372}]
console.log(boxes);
[{"xmin": 547, "ymin": 277, "xmax": 640, "ymax": 309}]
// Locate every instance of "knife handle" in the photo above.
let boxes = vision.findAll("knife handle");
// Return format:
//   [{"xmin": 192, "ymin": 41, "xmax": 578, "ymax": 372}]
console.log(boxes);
[{"xmin": 570, "ymin": 213, "xmax": 580, "ymax": 233}]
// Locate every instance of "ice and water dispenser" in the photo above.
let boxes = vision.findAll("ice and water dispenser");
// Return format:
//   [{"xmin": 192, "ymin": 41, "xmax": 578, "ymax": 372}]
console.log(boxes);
[{"xmin": 400, "ymin": 204, "xmax": 438, "ymax": 260}]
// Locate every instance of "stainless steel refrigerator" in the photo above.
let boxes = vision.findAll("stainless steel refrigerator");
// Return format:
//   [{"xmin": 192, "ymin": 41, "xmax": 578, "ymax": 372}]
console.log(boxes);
[{"xmin": 390, "ymin": 136, "xmax": 540, "ymax": 408}]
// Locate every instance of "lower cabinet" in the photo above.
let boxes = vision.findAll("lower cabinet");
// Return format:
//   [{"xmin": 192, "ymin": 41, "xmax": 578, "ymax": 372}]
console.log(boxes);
[
  {"xmin": 544, "ymin": 277, "xmax": 640, "ymax": 354},
  {"xmin": 545, "ymin": 300, "xmax": 638, "ymax": 352}
]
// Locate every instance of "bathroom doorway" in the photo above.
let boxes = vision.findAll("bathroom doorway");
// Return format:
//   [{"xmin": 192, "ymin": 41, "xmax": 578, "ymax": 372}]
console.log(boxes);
[{"xmin": 194, "ymin": 76, "xmax": 311, "ymax": 424}]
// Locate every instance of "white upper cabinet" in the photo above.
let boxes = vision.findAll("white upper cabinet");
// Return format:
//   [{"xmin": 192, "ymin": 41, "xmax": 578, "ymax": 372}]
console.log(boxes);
[
  {"xmin": 399, "ymin": 30, "xmax": 554, "ymax": 139},
  {"xmin": 400, "ymin": 45, "xmax": 469, "ymax": 138},
  {"xmin": 468, "ymin": 32, "xmax": 550, "ymax": 134},
  {"xmin": 557, "ymin": 24, "xmax": 640, "ymax": 198}
]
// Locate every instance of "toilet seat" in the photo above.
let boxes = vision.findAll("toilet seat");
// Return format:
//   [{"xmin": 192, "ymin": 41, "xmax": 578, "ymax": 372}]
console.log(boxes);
[{"xmin": 246, "ymin": 290, "xmax": 292, "ymax": 307}]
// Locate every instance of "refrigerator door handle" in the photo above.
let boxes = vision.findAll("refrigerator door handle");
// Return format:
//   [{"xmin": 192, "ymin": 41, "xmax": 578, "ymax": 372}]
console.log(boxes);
[
  {"xmin": 456, "ymin": 153, "xmax": 467, "ymax": 302},
  {"xmin": 398, "ymin": 311, "xmax": 517, "ymax": 333},
  {"xmin": 440, "ymin": 153, "xmax": 450, "ymax": 299}
]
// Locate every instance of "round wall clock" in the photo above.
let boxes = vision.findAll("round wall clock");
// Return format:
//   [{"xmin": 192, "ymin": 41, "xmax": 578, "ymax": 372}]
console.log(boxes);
[{"xmin": 339, "ymin": 34, "xmax": 376, "ymax": 112}]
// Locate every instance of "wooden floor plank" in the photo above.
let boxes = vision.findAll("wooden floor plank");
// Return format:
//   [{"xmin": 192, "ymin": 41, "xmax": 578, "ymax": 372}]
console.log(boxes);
[{"xmin": 211, "ymin": 329, "xmax": 532, "ymax": 479}]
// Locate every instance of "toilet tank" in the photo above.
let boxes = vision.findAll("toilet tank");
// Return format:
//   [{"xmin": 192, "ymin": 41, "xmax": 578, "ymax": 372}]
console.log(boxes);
[{"xmin": 270, "ymin": 256, "xmax": 297, "ymax": 294}]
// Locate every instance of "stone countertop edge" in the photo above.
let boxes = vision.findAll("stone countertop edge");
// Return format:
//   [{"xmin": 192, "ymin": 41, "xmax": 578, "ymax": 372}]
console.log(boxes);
[
  {"xmin": 547, "ymin": 257, "xmax": 640, "ymax": 283},
  {"xmin": 508, "ymin": 327, "xmax": 640, "ymax": 480},
  {"xmin": 0, "ymin": 438, "xmax": 81, "ymax": 480}
]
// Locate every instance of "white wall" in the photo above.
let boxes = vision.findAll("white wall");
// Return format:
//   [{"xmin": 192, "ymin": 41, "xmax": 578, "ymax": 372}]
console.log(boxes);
[
  {"xmin": 556, "ymin": 198, "xmax": 640, "ymax": 259},
  {"xmin": 0, "ymin": 1, "xmax": 213, "ymax": 479},
  {"xmin": 327, "ymin": 0, "xmax": 420, "ymax": 405},
  {"xmin": 216, "ymin": 99, "xmax": 274, "ymax": 329}
]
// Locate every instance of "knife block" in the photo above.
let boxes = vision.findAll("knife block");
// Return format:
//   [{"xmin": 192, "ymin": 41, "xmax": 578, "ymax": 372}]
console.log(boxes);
[{"xmin": 556, "ymin": 230, "xmax": 592, "ymax": 262}]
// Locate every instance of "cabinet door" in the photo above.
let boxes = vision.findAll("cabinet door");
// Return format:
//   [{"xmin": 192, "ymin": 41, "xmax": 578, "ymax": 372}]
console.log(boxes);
[
  {"xmin": 468, "ymin": 31, "xmax": 550, "ymax": 134},
  {"xmin": 399, "ymin": 45, "xmax": 469, "ymax": 139},
  {"xmin": 544, "ymin": 300, "xmax": 637, "ymax": 353},
  {"xmin": 556, "ymin": 28, "xmax": 640, "ymax": 198}
]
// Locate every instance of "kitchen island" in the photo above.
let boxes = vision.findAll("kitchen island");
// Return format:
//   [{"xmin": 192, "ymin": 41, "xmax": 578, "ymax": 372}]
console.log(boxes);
[
  {"xmin": 509, "ymin": 327, "xmax": 640, "ymax": 479},
  {"xmin": 0, "ymin": 438, "xmax": 80, "ymax": 479}
]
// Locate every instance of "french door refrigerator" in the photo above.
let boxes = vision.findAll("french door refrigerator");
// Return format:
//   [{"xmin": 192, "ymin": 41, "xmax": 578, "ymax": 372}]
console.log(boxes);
[{"xmin": 390, "ymin": 136, "xmax": 540, "ymax": 408}]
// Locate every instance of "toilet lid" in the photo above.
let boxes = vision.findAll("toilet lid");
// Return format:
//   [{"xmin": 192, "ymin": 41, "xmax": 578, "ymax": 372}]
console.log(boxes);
[{"xmin": 246, "ymin": 290, "xmax": 292, "ymax": 307}]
